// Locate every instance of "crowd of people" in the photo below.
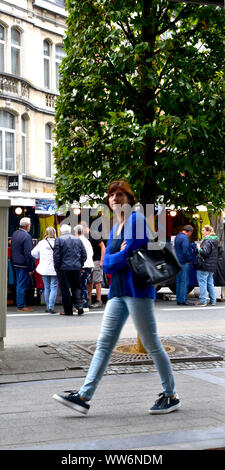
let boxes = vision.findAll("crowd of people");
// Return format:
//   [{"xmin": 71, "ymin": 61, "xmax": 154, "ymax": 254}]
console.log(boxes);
[
  {"xmin": 10, "ymin": 213, "xmax": 220, "ymax": 316},
  {"xmin": 11, "ymin": 217, "xmax": 106, "ymax": 315}
]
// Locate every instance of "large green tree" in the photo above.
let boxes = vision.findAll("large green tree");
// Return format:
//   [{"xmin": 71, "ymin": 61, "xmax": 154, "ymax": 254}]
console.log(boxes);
[{"xmin": 54, "ymin": 0, "xmax": 225, "ymax": 209}]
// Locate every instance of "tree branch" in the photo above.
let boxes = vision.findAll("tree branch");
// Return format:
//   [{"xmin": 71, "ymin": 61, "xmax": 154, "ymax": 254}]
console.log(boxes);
[
  {"xmin": 157, "ymin": 0, "xmax": 170, "ymax": 19},
  {"xmin": 107, "ymin": 58, "xmax": 140, "ymax": 103},
  {"xmin": 155, "ymin": 140, "xmax": 170, "ymax": 154},
  {"xmin": 118, "ymin": 20, "xmax": 137, "ymax": 47},
  {"xmin": 158, "ymin": 4, "xmax": 196, "ymax": 36}
]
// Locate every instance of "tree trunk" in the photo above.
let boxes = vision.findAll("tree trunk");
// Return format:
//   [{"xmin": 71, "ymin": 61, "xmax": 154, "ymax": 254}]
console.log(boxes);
[
  {"xmin": 136, "ymin": 0, "xmax": 157, "ymax": 353},
  {"xmin": 210, "ymin": 211, "xmax": 224, "ymax": 246}
]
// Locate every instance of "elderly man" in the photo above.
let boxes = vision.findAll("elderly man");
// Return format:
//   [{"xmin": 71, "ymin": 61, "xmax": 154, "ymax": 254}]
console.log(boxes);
[
  {"xmin": 53, "ymin": 224, "xmax": 87, "ymax": 315},
  {"xmin": 11, "ymin": 217, "xmax": 34, "ymax": 312}
]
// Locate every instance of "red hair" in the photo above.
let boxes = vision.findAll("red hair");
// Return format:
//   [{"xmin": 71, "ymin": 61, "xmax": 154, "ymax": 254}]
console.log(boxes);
[{"xmin": 106, "ymin": 180, "xmax": 137, "ymax": 208}]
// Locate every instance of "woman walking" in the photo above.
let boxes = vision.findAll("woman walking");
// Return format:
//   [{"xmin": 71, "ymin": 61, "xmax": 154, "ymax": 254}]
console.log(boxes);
[
  {"xmin": 196, "ymin": 225, "xmax": 218, "ymax": 306},
  {"xmin": 53, "ymin": 181, "xmax": 180, "ymax": 415},
  {"xmin": 31, "ymin": 227, "xmax": 58, "ymax": 313}
]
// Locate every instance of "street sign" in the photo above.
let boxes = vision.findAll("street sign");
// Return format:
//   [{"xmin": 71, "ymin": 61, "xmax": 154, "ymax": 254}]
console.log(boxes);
[{"xmin": 8, "ymin": 175, "xmax": 23, "ymax": 191}]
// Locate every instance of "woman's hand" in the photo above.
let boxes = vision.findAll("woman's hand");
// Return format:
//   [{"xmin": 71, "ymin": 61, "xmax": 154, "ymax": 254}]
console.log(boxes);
[{"xmin": 120, "ymin": 241, "xmax": 127, "ymax": 251}]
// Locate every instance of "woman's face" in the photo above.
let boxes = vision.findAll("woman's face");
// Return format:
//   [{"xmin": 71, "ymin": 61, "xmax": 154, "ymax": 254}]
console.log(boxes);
[
  {"xmin": 202, "ymin": 227, "xmax": 208, "ymax": 238},
  {"xmin": 108, "ymin": 188, "xmax": 130, "ymax": 211}
]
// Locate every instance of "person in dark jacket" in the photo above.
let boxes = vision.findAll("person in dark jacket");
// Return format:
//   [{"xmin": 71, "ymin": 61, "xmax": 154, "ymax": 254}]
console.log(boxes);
[
  {"xmin": 214, "ymin": 246, "xmax": 225, "ymax": 287},
  {"xmin": 53, "ymin": 224, "xmax": 87, "ymax": 316},
  {"xmin": 196, "ymin": 225, "xmax": 218, "ymax": 306},
  {"xmin": 174, "ymin": 225, "xmax": 194, "ymax": 306},
  {"xmin": 11, "ymin": 217, "xmax": 34, "ymax": 312}
]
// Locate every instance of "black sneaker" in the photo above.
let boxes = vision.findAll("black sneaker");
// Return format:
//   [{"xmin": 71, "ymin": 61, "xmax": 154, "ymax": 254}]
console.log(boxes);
[
  {"xmin": 77, "ymin": 307, "xmax": 84, "ymax": 315},
  {"xmin": 149, "ymin": 393, "xmax": 181, "ymax": 414},
  {"xmin": 90, "ymin": 301, "xmax": 103, "ymax": 308},
  {"xmin": 48, "ymin": 309, "xmax": 57, "ymax": 314},
  {"xmin": 177, "ymin": 302, "xmax": 194, "ymax": 306},
  {"xmin": 53, "ymin": 390, "xmax": 90, "ymax": 415}
]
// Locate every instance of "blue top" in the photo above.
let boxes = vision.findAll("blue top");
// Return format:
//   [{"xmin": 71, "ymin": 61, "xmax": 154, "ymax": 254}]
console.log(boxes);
[
  {"xmin": 174, "ymin": 232, "xmax": 193, "ymax": 265},
  {"xmin": 103, "ymin": 211, "xmax": 156, "ymax": 299}
]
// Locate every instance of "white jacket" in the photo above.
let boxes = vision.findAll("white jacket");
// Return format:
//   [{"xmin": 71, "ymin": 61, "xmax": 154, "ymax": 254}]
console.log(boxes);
[
  {"xmin": 79, "ymin": 235, "xmax": 94, "ymax": 268},
  {"xmin": 31, "ymin": 238, "xmax": 57, "ymax": 276}
]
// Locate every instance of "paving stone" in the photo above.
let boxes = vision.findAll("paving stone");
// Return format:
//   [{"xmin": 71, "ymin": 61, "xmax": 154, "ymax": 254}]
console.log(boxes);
[{"xmin": 1, "ymin": 335, "xmax": 225, "ymax": 384}]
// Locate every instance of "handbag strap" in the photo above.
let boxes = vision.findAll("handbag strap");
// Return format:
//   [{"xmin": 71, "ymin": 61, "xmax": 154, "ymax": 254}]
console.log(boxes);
[{"xmin": 46, "ymin": 238, "xmax": 54, "ymax": 251}]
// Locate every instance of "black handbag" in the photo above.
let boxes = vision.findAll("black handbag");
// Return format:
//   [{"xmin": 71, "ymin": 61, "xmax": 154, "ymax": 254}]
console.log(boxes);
[
  {"xmin": 127, "ymin": 242, "xmax": 182, "ymax": 288},
  {"xmin": 193, "ymin": 254, "xmax": 204, "ymax": 269}
]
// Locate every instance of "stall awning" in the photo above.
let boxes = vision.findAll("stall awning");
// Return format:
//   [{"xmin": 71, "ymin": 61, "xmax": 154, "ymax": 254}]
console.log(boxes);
[{"xmin": 0, "ymin": 191, "xmax": 55, "ymax": 207}]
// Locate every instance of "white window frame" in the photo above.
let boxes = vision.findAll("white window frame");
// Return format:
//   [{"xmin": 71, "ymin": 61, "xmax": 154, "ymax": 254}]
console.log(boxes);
[
  {"xmin": 11, "ymin": 27, "xmax": 21, "ymax": 76},
  {"xmin": 45, "ymin": 123, "xmax": 52, "ymax": 178},
  {"xmin": 33, "ymin": 1, "xmax": 67, "ymax": 17},
  {"xmin": 55, "ymin": 44, "xmax": 66, "ymax": 90},
  {"xmin": 0, "ymin": 24, "xmax": 5, "ymax": 72},
  {"xmin": 0, "ymin": 111, "xmax": 16, "ymax": 173},
  {"xmin": 21, "ymin": 116, "xmax": 26, "ymax": 175},
  {"xmin": 44, "ymin": 40, "xmax": 51, "ymax": 89}
]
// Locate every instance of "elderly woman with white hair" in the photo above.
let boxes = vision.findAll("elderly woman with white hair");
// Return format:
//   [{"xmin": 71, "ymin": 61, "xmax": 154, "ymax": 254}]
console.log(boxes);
[{"xmin": 53, "ymin": 224, "xmax": 87, "ymax": 315}]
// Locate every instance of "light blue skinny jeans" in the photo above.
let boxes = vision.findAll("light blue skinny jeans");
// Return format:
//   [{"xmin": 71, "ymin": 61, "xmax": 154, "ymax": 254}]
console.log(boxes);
[
  {"xmin": 42, "ymin": 275, "xmax": 58, "ymax": 310},
  {"xmin": 79, "ymin": 297, "xmax": 176, "ymax": 400},
  {"xmin": 196, "ymin": 270, "xmax": 216, "ymax": 304}
]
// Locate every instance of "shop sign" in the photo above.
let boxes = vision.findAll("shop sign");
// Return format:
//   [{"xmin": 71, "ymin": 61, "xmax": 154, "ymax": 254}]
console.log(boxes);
[
  {"xmin": 8, "ymin": 175, "xmax": 23, "ymax": 191},
  {"xmin": 35, "ymin": 199, "xmax": 58, "ymax": 215}
]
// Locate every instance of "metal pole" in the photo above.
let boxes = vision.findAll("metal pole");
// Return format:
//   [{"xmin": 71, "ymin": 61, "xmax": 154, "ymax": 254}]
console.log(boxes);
[{"xmin": 0, "ymin": 198, "xmax": 11, "ymax": 350}]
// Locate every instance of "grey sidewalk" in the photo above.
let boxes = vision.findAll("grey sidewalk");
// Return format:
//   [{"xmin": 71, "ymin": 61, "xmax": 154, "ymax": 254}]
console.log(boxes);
[{"xmin": 1, "ymin": 338, "xmax": 225, "ymax": 450}]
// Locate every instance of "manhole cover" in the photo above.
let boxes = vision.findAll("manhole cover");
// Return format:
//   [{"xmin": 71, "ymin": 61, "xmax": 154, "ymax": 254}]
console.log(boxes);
[
  {"xmin": 115, "ymin": 344, "xmax": 176, "ymax": 354},
  {"xmin": 77, "ymin": 337, "xmax": 224, "ymax": 366}
]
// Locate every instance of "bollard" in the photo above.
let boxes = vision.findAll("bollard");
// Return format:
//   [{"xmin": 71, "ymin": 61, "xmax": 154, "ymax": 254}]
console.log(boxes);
[{"xmin": 0, "ymin": 198, "xmax": 11, "ymax": 350}]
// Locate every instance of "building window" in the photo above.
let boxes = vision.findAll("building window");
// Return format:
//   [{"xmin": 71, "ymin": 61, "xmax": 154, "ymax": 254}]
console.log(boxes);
[
  {"xmin": 11, "ymin": 28, "xmax": 21, "ymax": 76},
  {"xmin": 55, "ymin": 0, "xmax": 66, "ymax": 6},
  {"xmin": 55, "ymin": 45, "xmax": 66, "ymax": 90},
  {"xmin": 45, "ymin": 124, "xmax": 52, "ymax": 178},
  {"xmin": 44, "ymin": 40, "xmax": 50, "ymax": 89},
  {"xmin": 0, "ymin": 111, "xmax": 15, "ymax": 172},
  {"xmin": 0, "ymin": 25, "xmax": 5, "ymax": 72},
  {"xmin": 43, "ymin": 0, "xmax": 65, "ymax": 7},
  {"xmin": 21, "ymin": 116, "xmax": 26, "ymax": 174}
]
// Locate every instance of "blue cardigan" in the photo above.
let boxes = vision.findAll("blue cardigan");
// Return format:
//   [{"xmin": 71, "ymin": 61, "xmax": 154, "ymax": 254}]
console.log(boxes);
[{"xmin": 103, "ymin": 211, "xmax": 156, "ymax": 299}]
